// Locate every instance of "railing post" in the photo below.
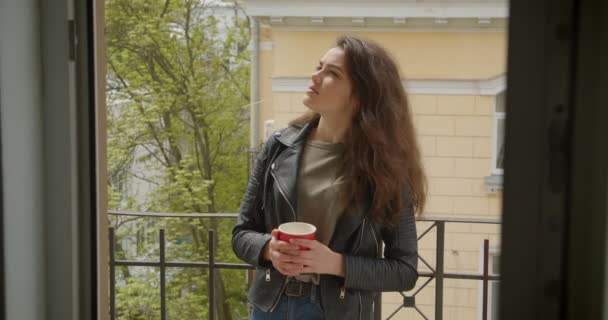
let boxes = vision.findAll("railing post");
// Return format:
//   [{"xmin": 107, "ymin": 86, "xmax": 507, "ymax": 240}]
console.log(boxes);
[
  {"xmin": 109, "ymin": 227, "xmax": 116, "ymax": 320},
  {"xmin": 209, "ymin": 229, "xmax": 215, "ymax": 320},
  {"xmin": 160, "ymin": 229, "xmax": 166, "ymax": 320},
  {"xmin": 482, "ymin": 239, "xmax": 489, "ymax": 320},
  {"xmin": 373, "ymin": 297, "xmax": 381, "ymax": 320},
  {"xmin": 435, "ymin": 221, "xmax": 445, "ymax": 320}
]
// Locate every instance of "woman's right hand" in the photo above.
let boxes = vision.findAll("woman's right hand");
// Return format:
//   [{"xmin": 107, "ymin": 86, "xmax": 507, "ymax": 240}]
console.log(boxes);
[{"xmin": 263, "ymin": 229, "xmax": 303, "ymax": 276}]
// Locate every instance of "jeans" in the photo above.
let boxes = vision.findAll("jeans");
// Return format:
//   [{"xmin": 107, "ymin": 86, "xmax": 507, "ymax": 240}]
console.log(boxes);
[{"xmin": 250, "ymin": 285, "xmax": 324, "ymax": 320}]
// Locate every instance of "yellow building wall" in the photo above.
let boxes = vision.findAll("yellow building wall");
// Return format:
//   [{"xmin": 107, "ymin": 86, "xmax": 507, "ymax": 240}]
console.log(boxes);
[
  {"xmin": 271, "ymin": 31, "xmax": 507, "ymax": 79},
  {"xmin": 257, "ymin": 30, "xmax": 507, "ymax": 141},
  {"xmin": 255, "ymin": 27, "xmax": 505, "ymax": 320},
  {"xmin": 382, "ymin": 94, "xmax": 503, "ymax": 319}
]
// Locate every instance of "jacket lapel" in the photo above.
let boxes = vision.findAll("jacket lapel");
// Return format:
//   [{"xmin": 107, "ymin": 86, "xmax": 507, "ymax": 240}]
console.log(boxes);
[
  {"xmin": 271, "ymin": 123, "xmax": 313, "ymax": 221},
  {"xmin": 329, "ymin": 185, "xmax": 373, "ymax": 252},
  {"xmin": 271, "ymin": 143, "xmax": 303, "ymax": 219}
]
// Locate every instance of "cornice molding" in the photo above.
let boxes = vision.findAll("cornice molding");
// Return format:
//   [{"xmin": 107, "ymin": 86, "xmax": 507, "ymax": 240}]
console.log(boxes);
[
  {"xmin": 272, "ymin": 75, "xmax": 506, "ymax": 95},
  {"xmin": 245, "ymin": 1, "xmax": 509, "ymax": 19}
]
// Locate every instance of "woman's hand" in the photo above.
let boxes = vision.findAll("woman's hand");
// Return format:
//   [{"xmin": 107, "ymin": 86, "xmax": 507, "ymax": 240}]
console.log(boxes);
[
  {"xmin": 263, "ymin": 229, "xmax": 304, "ymax": 277},
  {"xmin": 288, "ymin": 238, "xmax": 345, "ymax": 277}
]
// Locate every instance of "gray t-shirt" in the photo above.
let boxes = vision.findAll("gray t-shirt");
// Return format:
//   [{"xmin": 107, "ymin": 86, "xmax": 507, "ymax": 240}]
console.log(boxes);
[{"xmin": 295, "ymin": 139, "xmax": 346, "ymax": 284}]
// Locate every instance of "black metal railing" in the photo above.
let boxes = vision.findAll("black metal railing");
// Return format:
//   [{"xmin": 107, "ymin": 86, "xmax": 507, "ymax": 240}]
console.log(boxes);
[
  {"xmin": 108, "ymin": 211, "xmax": 501, "ymax": 320},
  {"xmin": 392, "ymin": 217, "xmax": 501, "ymax": 320}
]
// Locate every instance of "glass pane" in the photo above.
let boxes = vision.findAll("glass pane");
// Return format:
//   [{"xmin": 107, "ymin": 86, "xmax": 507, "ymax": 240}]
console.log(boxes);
[
  {"xmin": 492, "ymin": 282, "xmax": 500, "ymax": 320},
  {"xmin": 492, "ymin": 254, "xmax": 501, "ymax": 274},
  {"xmin": 497, "ymin": 91, "xmax": 507, "ymax": 113},
  {"xmin": 497, "ymin": 119, "xmax": 506, "ymax": 170}
]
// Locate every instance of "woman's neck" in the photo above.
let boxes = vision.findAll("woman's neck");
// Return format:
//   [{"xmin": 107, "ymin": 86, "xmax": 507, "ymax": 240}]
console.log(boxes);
[{"xmin": 311, "ymin": 116, "xmax": 349, "ymax": 144}]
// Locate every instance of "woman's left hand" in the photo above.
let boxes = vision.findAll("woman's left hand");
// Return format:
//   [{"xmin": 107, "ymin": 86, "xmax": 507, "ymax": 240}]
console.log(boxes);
[{"xmin": 288, "ymin": 239, "xmax": 345, "ymax": 277}]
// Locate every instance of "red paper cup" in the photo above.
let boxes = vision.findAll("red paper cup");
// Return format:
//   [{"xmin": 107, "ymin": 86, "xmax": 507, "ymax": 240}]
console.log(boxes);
[{"xmin": 277, "ymin": 222, "xmax": 316, "ymax": 250}]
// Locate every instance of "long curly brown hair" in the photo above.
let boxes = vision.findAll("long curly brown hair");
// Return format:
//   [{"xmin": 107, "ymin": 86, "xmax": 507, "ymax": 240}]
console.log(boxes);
[{"xmin": 291, "ymin": 35, "xmax": 426, "ymax": 226}]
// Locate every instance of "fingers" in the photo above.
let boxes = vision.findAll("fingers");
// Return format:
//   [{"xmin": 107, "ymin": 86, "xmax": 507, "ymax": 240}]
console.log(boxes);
[
  {"xmin": 270, "ymin": 246, "xmax": 300, "ymax": 260},
  {"xmin": 267, "ymin": 230, "xmax": 317, "ymax": 276},
  {"xmin": 271, "ymin": 229, "xmax": 280, "ymax": 238},
  {"xmin": 278, "ymin": 261, "xmax": 303, "ymax": 275},
  {"xmin": 271, "ymin": 247, "xmax": 306, "ymax": 275},
  {"xmin": 273, "ymin": 257, "xmax": 303, "ymax": 276},
  {"xmin": 270, "ymin": 238, "xmax": 300, "ymax": 254},
  {"xmin": 300, "ymin": 265, "xmax": 314, "ymax": 274},
  {"xmin": 290, "ymin": 254, "xmax": 313, "ymax": 267},
  {"xmin": 275, "ymin": 247, "xmax": 301, "ymax": 257},
  {"xmin": 270, "ymin": 248, "xmax": 300, "ymax": 263},
  {"xmin": 289, "ymin": 239, "xmax": 317, "ymax": 250},
  {"xmin": 270, "ymin": 230, "xmax": 308, "ymax": 253}
]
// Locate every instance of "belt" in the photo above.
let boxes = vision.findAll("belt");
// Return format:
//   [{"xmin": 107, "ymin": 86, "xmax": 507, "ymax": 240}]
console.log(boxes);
[{"xmin": 284, "ymin": 279, "xmax": 316, "ymax": 297}]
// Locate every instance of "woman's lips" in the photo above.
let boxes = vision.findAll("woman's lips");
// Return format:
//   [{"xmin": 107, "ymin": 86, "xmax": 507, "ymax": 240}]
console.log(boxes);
[{"xmin": 307, "ymin": 86, "xmax": 319, "ymax": 94}]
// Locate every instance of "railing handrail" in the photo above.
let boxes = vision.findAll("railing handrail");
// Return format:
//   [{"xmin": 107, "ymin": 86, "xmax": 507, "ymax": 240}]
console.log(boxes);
[
  {"xmin": 417, "ymin": 216, "xmax": 501, "ymax": 224},
  {"xmin": 108, "ymin": 210, "xmax": 501, "ymax": 224},
  {"xmin": 108, "ymin": 210, "xmax": 239, "ymax": 218}
]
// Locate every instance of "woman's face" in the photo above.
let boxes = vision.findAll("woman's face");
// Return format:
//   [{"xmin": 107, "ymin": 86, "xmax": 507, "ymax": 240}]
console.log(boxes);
[{"xmin": 302, "ymin": 47, "xmax": 356, "ymax": 117}]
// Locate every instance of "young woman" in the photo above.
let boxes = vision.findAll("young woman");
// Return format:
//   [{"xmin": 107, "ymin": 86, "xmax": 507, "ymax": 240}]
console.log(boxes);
[{"xmin": 232, "ymin": 35, "xmax": 426, "ymax": 320}]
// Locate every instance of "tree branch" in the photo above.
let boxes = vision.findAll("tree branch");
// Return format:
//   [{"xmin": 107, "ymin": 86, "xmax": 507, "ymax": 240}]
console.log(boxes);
[
  {"xmin": 108, "ymin": 58, "xmax": 174, "ymax": 167},
  {"xmin": 160, "ymin": 0, "xmax": 171, "ymax": 18}
]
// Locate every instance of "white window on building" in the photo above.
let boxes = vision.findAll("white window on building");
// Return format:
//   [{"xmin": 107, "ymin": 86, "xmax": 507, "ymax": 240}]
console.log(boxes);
[
  {"xmin": 479, "ymin": 250, "xmax": 501, "ymax": 320},
  {"xmin": 485, "ymin": 90, "xmax": 505, "ymax": 193},
  {"xmin": 493, "ymin": 91, "xmax": 506, "ymax": 174}
]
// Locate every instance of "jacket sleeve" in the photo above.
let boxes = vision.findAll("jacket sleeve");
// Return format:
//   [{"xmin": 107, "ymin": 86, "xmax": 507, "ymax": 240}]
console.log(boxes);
[
  {"xmin": 231, "ymin": 140, "xmax": 273, "ymax": 268},
  {"xmin": 343, "ymin": 191, "xmax": 419, "ymax": 292}
]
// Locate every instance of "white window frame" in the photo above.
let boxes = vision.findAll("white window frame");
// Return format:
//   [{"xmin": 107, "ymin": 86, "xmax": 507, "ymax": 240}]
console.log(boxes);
[
  {"xmin": 491, "ymin": 91, "xmax": 506, "ymax": 175},
  {"xmin": 478, "ymin": 247, "xmax": 501, "ymax": 320}
]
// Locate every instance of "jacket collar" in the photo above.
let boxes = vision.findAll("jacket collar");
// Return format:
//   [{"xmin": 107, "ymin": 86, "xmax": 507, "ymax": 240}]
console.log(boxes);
[{"xmin": 275, "ymin": 121, "xmax": 315, "ymax": 147}]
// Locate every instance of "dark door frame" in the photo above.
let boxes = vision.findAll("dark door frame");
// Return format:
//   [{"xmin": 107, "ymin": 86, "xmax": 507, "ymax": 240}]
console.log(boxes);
[
  {"xmin": 500, "ymin": 0, "xmax": 608, "ymax": 319},
  {"xmin": 66, "ymin": 0, "xmax": 608, "ymax": 318},
  {"xmin": 76, "ymin": 0, "xmax": 98, "ymax": 318},
  {"xmin": 0, "ymin": 69, "xmax": 5, "ymax": 320}
]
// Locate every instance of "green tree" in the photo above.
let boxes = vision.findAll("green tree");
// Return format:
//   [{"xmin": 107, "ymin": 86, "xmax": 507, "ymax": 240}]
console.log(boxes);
[{"xmin": 106, "ymin": 0, "xmax": 251, "ymax": 318}]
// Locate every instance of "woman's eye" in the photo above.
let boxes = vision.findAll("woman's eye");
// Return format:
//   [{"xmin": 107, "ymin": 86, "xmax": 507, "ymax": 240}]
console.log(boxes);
[{"xmin": 314, "ymin": 66, "xmax": 338, "ymax": 78}]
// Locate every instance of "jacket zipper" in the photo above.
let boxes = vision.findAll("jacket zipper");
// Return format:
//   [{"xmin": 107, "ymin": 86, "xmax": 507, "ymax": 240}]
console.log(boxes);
[
  {"xmin": 270, "ymin": 170, "xmax": 297, "ymax": 221},
  {"xmin": 338, "ymin": 286, "xmax": 362, "ymax": 320},
  {"xmin": 266, "ymin": 147, "xmax": 296, "ymax": 312},
  {"xmin": 261, "ymin": 145, "xmax": 281, "ymax": 211},
  {"xmin": 370, "ymin": 222, "xmax": 379, "ymax": 256},
  {"xmin": 261, "ymin": 171, "xmax": 269, "ymax": 211},
  {"xmin": 268, "ymin": 276, "xmax": 289, "ymax": 312}
]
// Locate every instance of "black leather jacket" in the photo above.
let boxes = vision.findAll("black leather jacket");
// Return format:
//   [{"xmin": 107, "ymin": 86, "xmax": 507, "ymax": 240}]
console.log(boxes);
[{"xmin": 232, "ymin": 122, "xmax": 418, "ymax": 319}]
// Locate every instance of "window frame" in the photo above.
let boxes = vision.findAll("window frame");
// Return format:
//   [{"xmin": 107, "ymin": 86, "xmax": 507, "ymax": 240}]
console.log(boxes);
[
  {"xmin": 491, "ymin": 91, "xmax": 506, "ymax": 175},
  {"xmin": 478, "ymin": 247, "xmax": 501, "ymax": 320}
]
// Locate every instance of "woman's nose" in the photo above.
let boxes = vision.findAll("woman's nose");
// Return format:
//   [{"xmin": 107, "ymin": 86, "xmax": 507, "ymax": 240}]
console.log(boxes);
[{"xmin": 311, "ymin": 70, "xmax": 321, "ymax": 83}]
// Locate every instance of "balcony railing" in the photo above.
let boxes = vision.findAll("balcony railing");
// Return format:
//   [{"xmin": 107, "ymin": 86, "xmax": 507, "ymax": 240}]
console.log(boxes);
[{"xmin": 108, "ymin": 211, "xmax": 501, "ymax": 320}]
